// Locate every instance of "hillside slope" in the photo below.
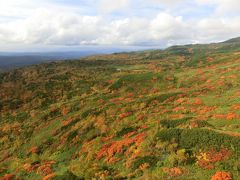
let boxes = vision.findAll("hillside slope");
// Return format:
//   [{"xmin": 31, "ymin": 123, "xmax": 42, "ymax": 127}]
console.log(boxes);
[{"xmin": 0, "ymin": 40, "xmax": 240, "ymax": 179}]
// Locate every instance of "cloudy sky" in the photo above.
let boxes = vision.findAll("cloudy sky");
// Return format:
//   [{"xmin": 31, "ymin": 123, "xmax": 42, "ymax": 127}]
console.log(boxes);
[{"xmin": 0, "ymin": 0, "xmax": 240, "ymax": 51}]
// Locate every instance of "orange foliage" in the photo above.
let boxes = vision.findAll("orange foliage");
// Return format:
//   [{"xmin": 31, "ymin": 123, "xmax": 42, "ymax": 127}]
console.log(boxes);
[
  {"xmin": 169, "ymin": 114, "xmax": 185, "ymax": 119},
  {"xmin": 140, "ymin": 124, "xmax": 148, "ymax": 129},
  {"xmin": 226, "ymin": 112, "xmax": 238, "ymax": 120},
  {"xmin": 23, "ymin": 161, "xmax": 56, "ymax": 176},
  {"xmin": 42, "ymin": 173, "xmax": 56, "ymax": 180},
  {"xmin": 207, "ymin": 57, "xmax": 214, "ymax": 62},
  {"xmin": 1, "ymin": 174, "xmax": 15, "ymax": 180},
  {"xmin": 200, "ymin": 76, "xmax": 207, "ymax": 81},
  {"xmin": 108, "ymin": 80, "xmax": 114, "ymax": 84},
  {"xmin": 197, "ymin": 106, "xmax": 216, "ymax": 115},
  {"xmin": 217, "ymin": 80, "xmax": 225, "ymax": 86},
  {"xmin": 107, "ymin": 157, "xmax": 121, "ymax": 164},
  {"xmin": 193, "ymin": 98, "xmax": 203, "ymax": 105},
  {"xmin": 111, "ymin": 97, "xmax": 125, "ymax": 104},
  {"xmin": 141, "ymin": 89, "xmax": 148, "ymax": 95},
  {"xmin": 205, "ymin": 85, "xmax": 216, "ymax": 91},
  {"xmin": 150, "ymin": 99, "xmax": 159, "ymax": 106},
  {"xmin": 173, "ymin": 106, "xmax": 186, "ymax": 112},
  {"xmin": 165, "ymin": 76, "xmax": 174, "ymax": 81},
  {"xmin": 61, "ymin": 106, "xmax": 69, "ymax": 116},
  {"xmin": 212, "ymin": 112, "xmax": 238, "ymax": 120},
  {"xmin": 119, "ymin": 112, "xmax": 132, "ymax": 120},
  {"xmin": 23, "ymin": 163, "xmax": 36, "ymax": 172},
  {"xmin": 29, "ymin": 146, "xmax": 39, "ymax": 154},
  {"xmin": 212, "ymin": 114, "xmax": 226, "ymax": 119},
  {"xmin": 151, "ymin": 77, "xmax": 158, "ymax": 83},
  {"xmin": 235, "ymin": 91, "xmax": 240, "ymax": 96},
  {"xmin": 211, "ymin": 171, "xmax": 232, "ymax": 180},
  {"xmin": 228, "ymin": 75, "xmax": 237, "ymax": 79},
  {"xmin": 196, "ymin": 69, "xmax": 204, "ymax": 75},
  {"xmin": 62, "ymin": 118, "xmax": 74, "ymax": 126},
  {"xmin": 139, "ymin": 163, "xmax": 150, "ymax": 170},
  {"xmin": 126, "ymin": 93, "xmax": 134, "ymax": 98},
  {"xmin": 37, "ymin": 161, "xmax": 56, "ymax": 175},
  {"xmin": 137, "ymin": 114, "xmax": 145, "ymax": 121},
  {"xmin": 232, "ymin": 104, "xmax": 240, "ymax": 110},
  {"xmin": 151, "ymin": 88, "xmax": 158, "ymax": 94},
  {"xmin": 223, "ymin": 131, "xmax": 240, "ymax": 137},
  {"xmin": 175, "ymin": 98, "xmax": 185, "ymax": 104},
  {"xmin": 197, "ymin": 147, "xmax": 230, "ymax": 170},
  {"xmin": 101, "ymin": 136, "xmax": 114, "ymax": 142},
  {"xmin": 98, "ymin": 99, "xmax": 105, "ymax": 104},
  {"xmin": 96, "ymin": 133, "xmax": 145, "ymax": 163},
  {"xmin": 163, "ymin": 167, "xmax": 184, "ymax": 178},
  {"xmin": 124, "ymin": 98, "xmax": 134, "ymax": 102}
]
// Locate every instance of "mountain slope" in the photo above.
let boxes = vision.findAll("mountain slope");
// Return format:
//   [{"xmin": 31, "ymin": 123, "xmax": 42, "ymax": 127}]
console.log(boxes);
[
  {"xmin": 223, "ymin": 37, "xmax": 240, "ymax": 43},
  {"xmin": 0, "ymin": 39, "xmax": 240, "ymax": 179}
]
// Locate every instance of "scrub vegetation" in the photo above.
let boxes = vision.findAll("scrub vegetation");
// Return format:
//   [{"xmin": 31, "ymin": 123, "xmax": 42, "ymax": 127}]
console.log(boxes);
[{"xmin": 0, "ymin": 38, "xmax": 240, "ymax": 179}]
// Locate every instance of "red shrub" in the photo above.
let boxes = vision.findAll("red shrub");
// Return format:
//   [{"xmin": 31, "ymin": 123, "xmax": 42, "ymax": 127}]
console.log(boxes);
[
  {"xmin": 163, "ymin": 167, "xmax": 184, "ymax": 178},
  {"xmin": 211, "ymin": 171, "xmax": 232, "ymax": 180},
  {"xmin": 119, "ymin": 112, "xmax": 132, "ymax": 120},
  {"xmin": 96, "ymin": 133, "xmax": 145, "ymax": 163},
  {"xmin": 197, "ymin": 147, "xmax": 230, "ymax": 169},
  {"xmin": 1, "ymin": 174, "xmax": 15, "ymax": 180}
]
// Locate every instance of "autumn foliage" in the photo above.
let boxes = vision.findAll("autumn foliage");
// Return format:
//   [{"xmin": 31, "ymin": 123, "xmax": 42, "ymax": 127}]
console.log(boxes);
[
  {"xmin": 196, "ymin": 147, "xmax": 230, "ymax": 169},
  {"xmin": 96, "ymin": 132, "xmax": 145, "ymax": 163},
  {"xmin": 163, "ymin": 167, "xmax": 184, "ymax": 178},
  {"xmin": 211, "ymin": 171, "xmax": 232, "ymax": 180}
]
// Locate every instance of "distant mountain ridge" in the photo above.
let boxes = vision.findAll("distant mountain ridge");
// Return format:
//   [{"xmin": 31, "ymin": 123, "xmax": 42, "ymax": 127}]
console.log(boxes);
[
  {"xmin": 0, "ymin": 51, "xmax": 100, "ymax": 71},
  {"xmin": 0, "ymin": 36, "xmax": 240, "ymax": 72},
  {"xmin": 0, "ymin": 48, "xmax": 138, "ymax": 71},
  {"xmin": 223, "ymin": 37, "xmax": 240, "ymax": 43}
]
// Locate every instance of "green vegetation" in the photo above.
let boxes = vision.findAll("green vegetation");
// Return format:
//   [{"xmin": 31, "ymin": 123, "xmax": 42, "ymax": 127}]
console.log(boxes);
[{"xmin": 0, "ymin": 38, "xmax": 240, "ymax": 179}]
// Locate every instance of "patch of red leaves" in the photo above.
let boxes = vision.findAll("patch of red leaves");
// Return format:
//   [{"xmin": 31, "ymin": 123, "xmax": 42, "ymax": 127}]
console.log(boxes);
[
  {"xmin": 163, "ymin": 167, "xmax": 184, "ymax": 178},
  {"xmin": 212, "ymin": 113, "xmax": 239, "ymax": 120},
  {"xmin": 119, "ymin": 112, "xmax": 132, "ymax": 120},
  {"xmin": 42, "ymin": 173, "xmax": 56, "ymax": 180},
  {"xmin": 193, "ymin": 98, "xmax": 203, "ymax": 105},
  {"xmin": 23, "ymin": 160, "xmax": 56, "ymax": 176},
  {"xmin": 197, "ymin": 147, "xmax": 230, "ymax": 170},
  {"xmin": 61, "ymin": 106, "xmax": 69, "ymax": 116},
  {"xmin": 62, "ymin": 118, "xmax": 74, "ymax": 126},
  {"xmin": 96, "ymin": 132, "xmax": 145, "ymax": 163},
  {"xmin": 1, "ymin": 174, "xmax": 15, "ymax": 180},
  {"xmin": 211, "ymin": 171, "xmax": 232, "ymax": 180},
  {"xmin": 29, "ymin": 146, "xmax": 39, "ymax": 154},
  {"xmin": 232, "ymin": 104, "xmax": 240, "ymax": 110}
]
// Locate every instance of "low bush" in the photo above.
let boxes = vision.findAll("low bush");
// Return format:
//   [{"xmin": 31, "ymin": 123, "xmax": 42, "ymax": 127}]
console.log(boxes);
[
  {"xmin": 160, "ymin": 118, "xmax": 190, "ymax": 128},
  {"xmin": 157, "ymin": 128, "xmax": 240, "ymax": 151}
]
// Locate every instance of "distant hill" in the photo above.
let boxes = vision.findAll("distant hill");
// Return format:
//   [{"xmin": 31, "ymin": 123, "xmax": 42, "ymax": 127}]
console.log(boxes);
[
  {"xmin": 1, "ymin": 37, "xmax": 240, "ymax": 72},
  {"xmin": 223, "ymin": 37, "xmax": 240, "ymax": 43},
  {"xmin": 0, "ymin": 51, "xmax": 100, "ymax": 71},
  {"xmin": 0, "ymin": 47, "xmax": 151, "ymax": 71}
]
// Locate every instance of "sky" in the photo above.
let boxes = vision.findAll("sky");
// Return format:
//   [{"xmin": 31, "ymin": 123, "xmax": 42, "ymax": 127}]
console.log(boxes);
[{"xmin": 0, "ymin": 0, "xmax": 240, "ymax": 51}]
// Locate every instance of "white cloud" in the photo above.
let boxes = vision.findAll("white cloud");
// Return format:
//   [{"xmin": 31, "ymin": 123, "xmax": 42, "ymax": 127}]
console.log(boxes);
[
  {"xmin": 150, "ymin": 13, "xmax": 186, "ymax": 40},
  {"xmin": 0, "ymin": 10, "xmax": 191, "ymax": 46},
  {"xmin": 196, "ymin": 0, "xmax": 240, "ymax": 14},
  {"xmin": 99, "ymin": 0, "xmax": 130, "ymax": 13},
  {"xmin": 0, "ymin": 8, "xmax": 239, "ymax": 48},
  {"xmin": 195, "ymin": 17, "xmax": 240, "ymax": 43},
  {"xmin": 0, "ymin": 0, "xmax": 240, "ymax": 51},
  {"xmin": 150, "ymin": 0, "xmax": 187, "ymax": 5}
]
